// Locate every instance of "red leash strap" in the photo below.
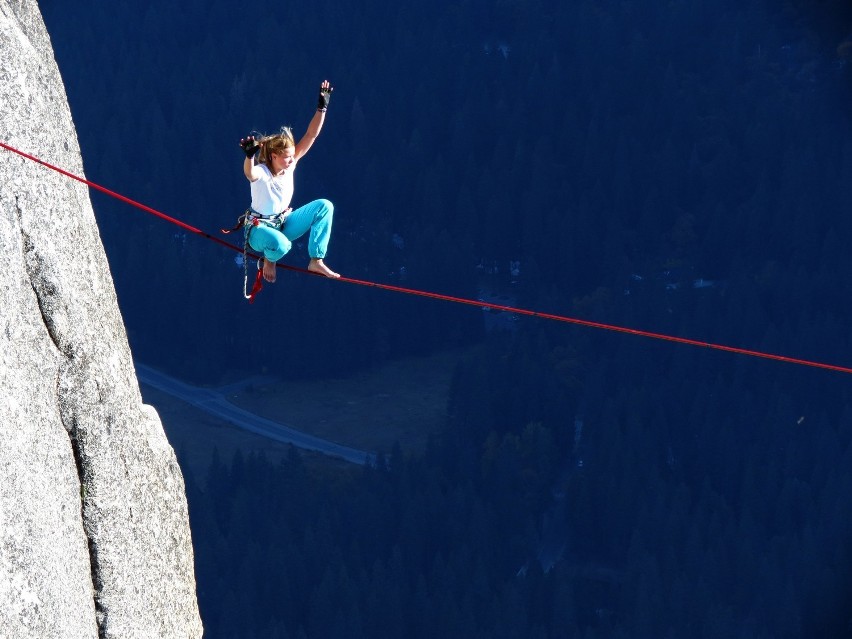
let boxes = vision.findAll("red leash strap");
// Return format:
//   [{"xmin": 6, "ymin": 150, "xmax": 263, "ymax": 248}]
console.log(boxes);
[{"xmin": 248, "ymin": 268, "xmax": 263, "ymax": 303}]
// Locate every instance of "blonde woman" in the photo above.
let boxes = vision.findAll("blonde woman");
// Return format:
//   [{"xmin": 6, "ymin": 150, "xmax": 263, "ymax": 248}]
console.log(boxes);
[{"xmin": 239, "ymin": 80, "xmax": 339, "ymax": 282}]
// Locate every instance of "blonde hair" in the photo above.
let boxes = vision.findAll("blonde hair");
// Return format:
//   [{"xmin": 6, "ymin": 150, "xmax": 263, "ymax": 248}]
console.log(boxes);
[{"xmin": 257, "ymin": 126, "xmax": 295, "ymax": 168}]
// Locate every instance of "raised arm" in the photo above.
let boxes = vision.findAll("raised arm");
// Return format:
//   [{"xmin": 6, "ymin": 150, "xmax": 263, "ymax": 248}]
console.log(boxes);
[
  {"xmin": 240, "ymin": 136, "xmax": 263, "ymax": 181},
  {"xmin": 294, "ymin": 80, "xmax": 333, "ymax": 160}
]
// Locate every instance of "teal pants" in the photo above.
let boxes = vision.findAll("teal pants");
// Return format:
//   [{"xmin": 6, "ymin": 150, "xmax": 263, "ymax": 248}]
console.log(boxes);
[{"xmin": 248, "ymin": 198, "xmax": 334, "ymax": 262}]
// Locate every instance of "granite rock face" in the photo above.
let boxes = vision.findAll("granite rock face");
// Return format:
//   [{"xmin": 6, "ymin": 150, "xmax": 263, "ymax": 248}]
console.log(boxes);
[{"xmin": 0, "ymin": 1, "xmax": 203, "ymax": 637}]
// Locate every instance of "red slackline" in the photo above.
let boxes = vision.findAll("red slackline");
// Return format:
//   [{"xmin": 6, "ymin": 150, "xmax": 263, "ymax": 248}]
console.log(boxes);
[{"xmin": 3, "ymin": 139, "xmax": 852, "ymax": 376}]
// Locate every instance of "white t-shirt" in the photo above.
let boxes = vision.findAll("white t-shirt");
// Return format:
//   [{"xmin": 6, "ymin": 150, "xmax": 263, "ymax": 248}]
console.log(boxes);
[{"xmin": 250, "ymin": 163, "xmax": 296, "ymax": 215}]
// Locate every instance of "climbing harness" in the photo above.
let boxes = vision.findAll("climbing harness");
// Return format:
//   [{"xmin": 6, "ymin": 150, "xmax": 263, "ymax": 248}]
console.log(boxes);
[{"xmin": 221, "ymin": 208, "xmax": 290, "ymax": 303}]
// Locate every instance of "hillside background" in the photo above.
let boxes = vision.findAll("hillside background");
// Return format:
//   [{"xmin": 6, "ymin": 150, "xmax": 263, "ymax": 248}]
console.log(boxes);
[{"xmin": 40, "ymin": 0, "xmax": 852, "ymax": 636}]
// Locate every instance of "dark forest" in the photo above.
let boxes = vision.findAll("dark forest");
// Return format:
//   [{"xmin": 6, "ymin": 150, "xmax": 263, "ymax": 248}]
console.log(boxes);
[{"xmin": 40, "ymin": 0, "xmax": 852, "ymax": 636}]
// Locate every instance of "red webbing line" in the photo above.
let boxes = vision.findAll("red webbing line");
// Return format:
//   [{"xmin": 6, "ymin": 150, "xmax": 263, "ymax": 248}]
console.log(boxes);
[
  {"xmin": 0, "ymin": 140, "xmax": 242, "ymax": 255},
  {"xmin": 335, "ymin": 274, "xmax": 852, "ymax": 374},
  {"xmin": 4, "ymin": 139, "xmax": 852, "ymax": 375}
]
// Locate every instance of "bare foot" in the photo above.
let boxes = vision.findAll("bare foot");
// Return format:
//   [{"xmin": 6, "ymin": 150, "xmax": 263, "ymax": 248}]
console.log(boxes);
[
  {"xmin": 261, "ymin": 258, "xmax": 277, "ymax": 283},
  {"xmin": 308, "ymin": 258, "xmax": 340, "ymax": 278}
]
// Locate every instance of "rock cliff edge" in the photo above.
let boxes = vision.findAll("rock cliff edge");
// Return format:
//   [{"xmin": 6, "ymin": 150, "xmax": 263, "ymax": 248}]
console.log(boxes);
[{"xmin": 0, "ymin": 1, "xmax": 203, "ymax": 637}]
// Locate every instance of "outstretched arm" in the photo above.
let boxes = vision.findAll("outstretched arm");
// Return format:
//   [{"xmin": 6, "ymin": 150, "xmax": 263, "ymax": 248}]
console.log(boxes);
[{"xmin": 295, "ymin": 80, "xmax": 333, "ymax": 160}]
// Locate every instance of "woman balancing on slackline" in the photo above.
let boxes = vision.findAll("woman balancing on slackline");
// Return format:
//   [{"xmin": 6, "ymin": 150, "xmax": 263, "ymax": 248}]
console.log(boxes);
[{"xmin": 239, "ymin": 80, "xmax": 339, "ymax": 283}]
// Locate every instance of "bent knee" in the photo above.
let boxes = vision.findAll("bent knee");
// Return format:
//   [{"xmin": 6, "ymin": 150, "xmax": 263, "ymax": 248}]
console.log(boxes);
[
  {"xmin": 250, "ymin": 228, "xmax": 290, "ymax": 259},
  {"xmin": 272, "ymin": 236, "xmax": 291, "ymax": 253},
  {"xmin": 317, "ymin": 198, "xmax": 333, "ymax": 214}
]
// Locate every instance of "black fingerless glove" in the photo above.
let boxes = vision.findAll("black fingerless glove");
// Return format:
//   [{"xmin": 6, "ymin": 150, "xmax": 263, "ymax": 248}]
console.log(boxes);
[
  {"xmin": 317, "ymin": 85, "xmax": 333, "ymax": 112},
  {"xmin": 240, "ymin": 137, "xmax": 260, "ymax": 159}
]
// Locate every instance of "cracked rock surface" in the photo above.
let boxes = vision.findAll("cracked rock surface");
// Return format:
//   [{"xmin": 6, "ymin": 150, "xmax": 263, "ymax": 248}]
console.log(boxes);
[{"xmin": 0, "ymin": 2, "xmax": 203, "ymax": 637}]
